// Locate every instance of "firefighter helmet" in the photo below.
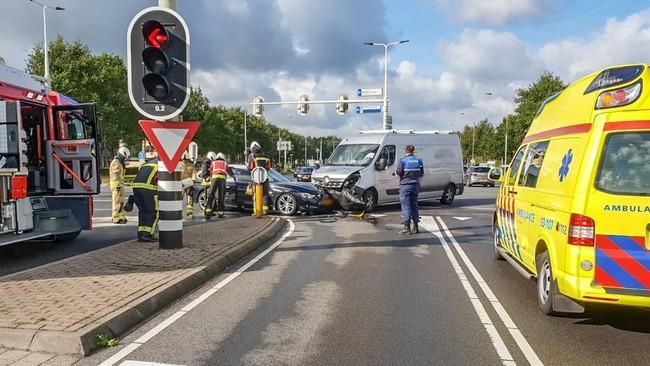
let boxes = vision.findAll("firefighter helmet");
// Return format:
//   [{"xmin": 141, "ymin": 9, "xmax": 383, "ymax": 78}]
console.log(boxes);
[
  {"xmin": 118, "ymin": 147, "xmax": 131, "ymax": 159},
  {"xmin": 206, "ymin": 151, "xmax": 218, "ymax": 161},
  {"xmin": 216, "ymin": 152, "xmax": 226, "ymax": 160},
  {"xmin": 250, "ymin": 141, "xmax": 261, "ymax": 153}
]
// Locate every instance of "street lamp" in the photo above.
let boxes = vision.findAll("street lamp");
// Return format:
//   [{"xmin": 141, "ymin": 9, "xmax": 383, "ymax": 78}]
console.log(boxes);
[
  {"xmin": 460, "ymin": 112, "xmax": 481, "ymax": 163},
  {"xmin": 363, "ymin": 40, "xmax": 409, "ymax": 130},
  {"xmin": 485, "ymin": 92, "xmax": 510, "ymax": 165},
  {"xmin": 28, "ymin": 0, "xmax": 65, "ymax": 86}
]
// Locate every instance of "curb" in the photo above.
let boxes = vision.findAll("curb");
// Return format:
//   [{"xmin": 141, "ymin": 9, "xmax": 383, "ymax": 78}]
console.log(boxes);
[{"xmin": 1, "ymin": 218, "xmax": 288, "ymax": 356}]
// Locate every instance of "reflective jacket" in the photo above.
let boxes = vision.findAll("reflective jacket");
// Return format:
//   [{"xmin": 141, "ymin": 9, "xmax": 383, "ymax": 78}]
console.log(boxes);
[
  {"xmin": 210, "ymin": 159, "xmax": 231, "ymax": 178},
  {"xmin": 181, "ymin": 160, "xmax": 195, "ymax": 180},
  {"xmin": 248, "ymin": 153, "xmax": 271, "ymax": 171},
  {"xmin": 109, "ymin": 156, "xmax": 126, "ymax": 189},
  {"xmin": 132, "ymin": 161, "xmax": 158, "ymax": 191},
  {"xmin": 396, "ymin": 154, "xmax": 424, "ymax": 185}
]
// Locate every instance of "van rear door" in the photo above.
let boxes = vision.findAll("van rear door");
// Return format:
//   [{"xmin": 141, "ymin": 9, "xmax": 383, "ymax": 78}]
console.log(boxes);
[{"xmin": 587, "ymin": 129, "xmax": 650, "ymax": 295}]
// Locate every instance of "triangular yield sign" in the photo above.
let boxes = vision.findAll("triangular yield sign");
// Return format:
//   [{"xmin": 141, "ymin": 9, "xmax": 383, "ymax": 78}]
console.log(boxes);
[{"xmin": 139, "ymin": 120, "xmax": 200, "ymax": 172}]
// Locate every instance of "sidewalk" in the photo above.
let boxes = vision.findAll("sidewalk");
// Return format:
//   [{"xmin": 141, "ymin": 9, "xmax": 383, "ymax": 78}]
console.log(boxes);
[{"xmin": 0, "ymin": 216, "xmax": 287, "ymax": 363}]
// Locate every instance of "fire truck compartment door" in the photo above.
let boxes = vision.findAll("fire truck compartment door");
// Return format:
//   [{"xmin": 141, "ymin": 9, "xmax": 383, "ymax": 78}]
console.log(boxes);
[{"xmin": 46, "ymin": 140, "xmax": 99, "ymax": 194}]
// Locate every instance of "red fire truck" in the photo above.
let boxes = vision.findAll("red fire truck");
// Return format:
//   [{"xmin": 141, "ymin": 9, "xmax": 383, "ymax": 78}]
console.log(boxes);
[{"xmin": 0, "ymin": 64, "xmax": 99, "ymax": 246}]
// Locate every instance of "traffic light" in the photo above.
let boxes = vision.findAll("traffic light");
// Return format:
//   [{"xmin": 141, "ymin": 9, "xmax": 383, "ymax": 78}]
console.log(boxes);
[
  {"xmin": 297, "ymin": 95, "xmax": 309, "ymax": 116},
  {"xmin": 336, "ymin": 94, "xmax": 349, "ymax": 115},
  {"xmin": 128, "ymin": 7, "xmax": 189, "ymax": 120},
  {"xmin": 253, "ymin": 96, "xmax": 264, "ymax": 117}
]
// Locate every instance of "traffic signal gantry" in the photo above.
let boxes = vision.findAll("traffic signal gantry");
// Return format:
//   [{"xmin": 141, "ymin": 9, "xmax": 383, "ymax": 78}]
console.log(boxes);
[
  {"xmin": 250, "ymin": 92, "xmax": 386, "ymax": 119},
  {"xmin": 128, "ymin": 6, "xmax": 190, "ymax": 121}
]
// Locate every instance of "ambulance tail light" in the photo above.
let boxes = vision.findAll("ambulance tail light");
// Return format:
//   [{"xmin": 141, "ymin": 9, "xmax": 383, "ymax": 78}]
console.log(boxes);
[
  {"xmin": 596, "ymin": 81, "xmax": 641, "ymax": 109},
  {"xmin": 568, "ymin": 214, "xmax": 595, "ymax": 246}
]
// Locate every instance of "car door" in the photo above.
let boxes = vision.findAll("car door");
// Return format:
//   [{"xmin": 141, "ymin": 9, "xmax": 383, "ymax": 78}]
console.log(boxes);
[
  {"xmin": 496, "ymin": 145, "xmax": 527, "ymax": 263},
  {"xmin": 374, "ymin": 144, "xmax": 397, "ymax": 203}
]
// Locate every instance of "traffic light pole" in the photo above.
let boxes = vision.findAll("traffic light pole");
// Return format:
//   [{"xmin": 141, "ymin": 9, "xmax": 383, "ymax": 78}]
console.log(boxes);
[{"xmin": 252, "ymin": 98, "xmax": 385, "ymax": 106}]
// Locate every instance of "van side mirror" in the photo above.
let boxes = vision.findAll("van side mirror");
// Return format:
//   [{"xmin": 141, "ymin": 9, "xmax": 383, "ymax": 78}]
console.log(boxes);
[
  {"xmin": 488, "ymin": 168, "xmax": 503, "ymax": 182},
  {"xmin": 375, "ymin": 158, "xmax": 387, "ymax": 171}
]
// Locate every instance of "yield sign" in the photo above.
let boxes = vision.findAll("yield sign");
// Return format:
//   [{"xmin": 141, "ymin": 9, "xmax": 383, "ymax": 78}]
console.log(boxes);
[{"xmin": 138, "ymin": 120, "xmax": 200, "ymax": 172}]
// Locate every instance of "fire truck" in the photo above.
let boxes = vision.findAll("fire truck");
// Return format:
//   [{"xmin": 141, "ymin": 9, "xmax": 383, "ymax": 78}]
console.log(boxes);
[{"xmin": 0, "ymin": 64, "xmax": 99, "ymax": 246}]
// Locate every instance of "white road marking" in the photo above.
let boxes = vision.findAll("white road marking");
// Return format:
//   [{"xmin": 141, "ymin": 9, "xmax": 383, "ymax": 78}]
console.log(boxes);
[
  {"xmin": 98, "ymin": 219, "xmax": 295, "ymax": 366},
  {"xmin": 420, "ymin": 216, "xmax": 515, "ymax": 366},
  {"xmin": 435, "ymin": 216, "xmax": 544, "ymax": 366},
  {"xmin": 453, "ymin": 216, "xmax": 472, "ymax": 221},
  {"xmin": 120, "ymin": 361, "xmax": 186, "ymax": 366}
]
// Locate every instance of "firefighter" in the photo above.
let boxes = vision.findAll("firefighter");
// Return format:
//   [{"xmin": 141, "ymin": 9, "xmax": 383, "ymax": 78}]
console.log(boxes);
[
  {"xmin": 181, "ymin": 152, "xmax": 195, "ymax": 216},
  {"xmin": 132, "ymin": 152, "xmax": 159, "ymax": 242},
  {"xmin": 198, "ymin": 152, "xmax": 217, "ymax": 214},
  {"xmin": 247, "ymin": 141, "xmax": 272, "ymax": 215},
  {"xmin": 204, "ymin": 152, "xmax": 232, "ymax": 218},
  {"xmin": 110, "ymin": 146, "xmax": 130, "ymax": 224}
]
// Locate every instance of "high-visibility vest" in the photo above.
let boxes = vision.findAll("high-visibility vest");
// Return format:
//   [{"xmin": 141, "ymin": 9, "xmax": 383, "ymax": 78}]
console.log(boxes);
[
  {"xmin": 252, "ymin": 156, "xmax": 270, "ymax": 169},
  {"xmin": 210, "ymin": 160, "xmax": 228, "ymax": 178},
  {"xmin": 132, "ymin": 163, "xmax": 158, "ymax": 190}
]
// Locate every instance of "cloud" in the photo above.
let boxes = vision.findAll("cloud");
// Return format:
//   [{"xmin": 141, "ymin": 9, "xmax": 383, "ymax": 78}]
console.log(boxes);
[
  {"xmin": 435, "ymin": 0, "xmax": 546, "ymax": 25},
  {"xmin": 539, "ymin": 9, "xmax": 650, "ymax": 81}
]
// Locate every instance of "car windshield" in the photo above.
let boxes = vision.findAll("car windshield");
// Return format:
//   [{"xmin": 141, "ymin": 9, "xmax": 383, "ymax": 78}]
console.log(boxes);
[
  {"xmin": 231, "ymin": 168, "xmax": 252, "ymax": 182},
  {"xmin": 326, "ymin": 144, "xmax": 379, "ymax": 166},
  {"xmin": 596, "ymin": 132, "xmax": 650, "ymax": 196},
  {"xmin": 268, "ymin": 169, "xmax": 290, "ymax": 183},
  {"xmin": 474, "ymin": 167, "xmax": 491, "ymax": 173}
]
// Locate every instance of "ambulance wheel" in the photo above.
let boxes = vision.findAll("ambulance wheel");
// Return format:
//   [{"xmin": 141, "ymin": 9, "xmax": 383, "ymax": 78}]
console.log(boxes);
[
  {"xmin": 56, "ymin": 231, "xmax": 81, "ymax": 241},
  {"xmin": 493, "ymin": 228, "xmax": 505, "ymax": 261},
  {"xmin": 363, "ymin": 188, "xmax": 378, "ymax": 212},
  {"xmin": 536, "ymin": 250, "xmax": 557, "ymax": 315},
  {"xmin": 440, "ymin": 184, "xmax": 456, "ymax": 205}
]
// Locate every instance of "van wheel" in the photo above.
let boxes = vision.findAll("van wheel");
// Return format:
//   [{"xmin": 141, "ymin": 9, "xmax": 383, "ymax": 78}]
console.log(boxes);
[
  {"xmin": 536, "ymin": 250, "xmax": 558, "ymax": 315},
  {"xmin": 493, "ymin": 228, "xmax": 505, "ymax": 261},
  {"xmin": 363, "ymin": 188, "xmax": 378, "ymax": 212},
  {"xmin": 440, "ymin": 184, "xmax": 456, "ymax": 205}
]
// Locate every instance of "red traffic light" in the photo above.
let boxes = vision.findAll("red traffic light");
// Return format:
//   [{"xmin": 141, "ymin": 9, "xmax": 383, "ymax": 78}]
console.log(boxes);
[{"xmin": 142, "ymin": 20, "xmax": 168, "ymax": 49}]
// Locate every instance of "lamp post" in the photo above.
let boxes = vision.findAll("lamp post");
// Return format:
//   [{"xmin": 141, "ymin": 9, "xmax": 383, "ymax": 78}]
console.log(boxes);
[
  {"xmin": 28, "ymin": 0, "xmax": 65, "ymax": 87},
  {"xmin": 485, "ymin": 92, "xmax": 510, "ymax": 165},
  {"xmin": 363, "ymin": 40, "xmax": 409, "ymax": 130},
  {"xmin": 460, "ymin": 112, "xmax": 482, "ymax": 163},
  {"xmin": 304, "ymin": 136, "xmax": 307, "ymax": 165}
]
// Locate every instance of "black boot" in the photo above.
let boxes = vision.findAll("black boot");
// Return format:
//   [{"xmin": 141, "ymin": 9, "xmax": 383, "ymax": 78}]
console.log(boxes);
[
  {"xmin": 412, "ymin": 222, "xmax": 419, "ymax": 234},
  {"xmin": 138, "ymin": 233, "xmax": 157, "ymax": 242},
  {"xmin": 399, "ymin": 223, "xmax": 412, "ymax": 235}
]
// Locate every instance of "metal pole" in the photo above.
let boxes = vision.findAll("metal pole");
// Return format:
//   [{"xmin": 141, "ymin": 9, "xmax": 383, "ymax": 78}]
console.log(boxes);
[
  {"xmin": 278, "ymin": 129, "xmax": 281, "ymax": 168},
  {"xmin": 504, "ymin": 103, "xmax": 509, "ymax": 165},
  {"xmin": 284, "ymin": 149, "xmax": 287, "ymax": 169},
  {"xmin": 42, "ymin": 6, "xmax": 49, "ymax": 84},
  {"xmin": 383, "ymin": 44, "xmax": 389, "ymax": 130},
  {"xmin": 472, "ymin": 128, "xmax": 475, "ymax": 162},
  {"xmin": 244, "ymin": 110, "xmax": 247, "ymax": 164},
  {"xmin": 304, "ymin": 137, "xmax": 307, "ymax": 165},
  {"xmin": 157, "ymin": 0, "xmax": 182, "ymax": 250},
  {"xmin": 319, "ymin": 138, "xmax": 323, "ymax": 162}
]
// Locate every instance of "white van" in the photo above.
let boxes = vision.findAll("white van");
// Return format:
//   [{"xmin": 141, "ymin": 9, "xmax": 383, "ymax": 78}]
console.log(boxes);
[{"xmin": 312, "ymin": 130, "xmax": 464, "ymax": 210}]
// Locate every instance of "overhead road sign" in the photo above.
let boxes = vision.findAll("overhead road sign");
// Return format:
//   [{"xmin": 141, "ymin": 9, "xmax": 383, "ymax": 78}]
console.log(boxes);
[
  {"xmin": 138, "ymin": 120, "xmax": 200, "ymax": 172},
  {"xmin": 356, "ymin": 105, "xmax": 382, "ymax": 114},
  {"xmin": 357, "ymin": 88, "xmax": 383, "ymax": 97}
]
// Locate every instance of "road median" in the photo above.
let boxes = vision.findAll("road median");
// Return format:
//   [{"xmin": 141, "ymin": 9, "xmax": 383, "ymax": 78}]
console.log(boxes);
[{"xmin": 0, "ymin": 216, "xmax": 287, "ymax": 357}]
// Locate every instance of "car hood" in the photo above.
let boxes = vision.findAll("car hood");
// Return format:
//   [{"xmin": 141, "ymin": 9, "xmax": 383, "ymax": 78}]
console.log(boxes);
[
  {"xmin": 273, "ymin": 182, "xmax": 319, "ymax": 194},
  {"xmin": 311, "ymin": 165, "xmax": 362, "ymax": 180}
]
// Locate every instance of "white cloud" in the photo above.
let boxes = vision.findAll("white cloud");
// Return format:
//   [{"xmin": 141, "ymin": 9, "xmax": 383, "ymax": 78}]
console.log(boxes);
[{"xmin": 436, "ymin": 0, "xmax": 546, "ymax": 25}]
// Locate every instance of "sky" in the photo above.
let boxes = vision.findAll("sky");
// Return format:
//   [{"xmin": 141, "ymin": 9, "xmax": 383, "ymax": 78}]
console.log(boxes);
[{"xmin": 2, "ymin": 0, "xmax": 650, "ymax": 137}]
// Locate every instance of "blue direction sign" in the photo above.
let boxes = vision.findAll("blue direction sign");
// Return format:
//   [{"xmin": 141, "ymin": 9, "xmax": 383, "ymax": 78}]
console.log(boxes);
[{"xmin": 356, "ymin": 105, "xmax": 381, "ymax": 114}]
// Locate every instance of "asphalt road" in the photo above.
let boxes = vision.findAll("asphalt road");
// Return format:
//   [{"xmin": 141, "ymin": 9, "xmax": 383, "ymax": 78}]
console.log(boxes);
[
  {"xmin": 0, "ymin": 185, "xmax": 210, "ymax": 277},
  {"xmin": 80, "ymin": 186, "xmax": 650, "ymax": 366}
]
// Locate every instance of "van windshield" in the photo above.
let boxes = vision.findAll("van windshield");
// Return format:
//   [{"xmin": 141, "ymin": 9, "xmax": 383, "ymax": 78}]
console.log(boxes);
[
  {"xmin": 596, "ymin": 132, "xmax": 650, "ymax": 196},
  {"xmin": 326, "ymin": 144, "xmax": 379, "ymax": 166}
]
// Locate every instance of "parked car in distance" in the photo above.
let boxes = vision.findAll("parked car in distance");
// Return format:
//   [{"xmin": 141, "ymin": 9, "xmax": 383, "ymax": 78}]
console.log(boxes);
[
  {"xmin": 294, "ymin": 166, "xmax": 314, "ymax": 182},
  {"xmin": 465, "ymin": 166, "xmax": 494, "ymax": 187},
  {"xmin": 195, "ymin": 165, "xmax": 323, "ymax": 216}
]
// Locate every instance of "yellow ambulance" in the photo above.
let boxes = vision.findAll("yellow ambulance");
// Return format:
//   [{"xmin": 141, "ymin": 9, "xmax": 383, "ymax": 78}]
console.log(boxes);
[{"xmin": 489, "ymin": 64, "xmax": 650, "ymax": 315}]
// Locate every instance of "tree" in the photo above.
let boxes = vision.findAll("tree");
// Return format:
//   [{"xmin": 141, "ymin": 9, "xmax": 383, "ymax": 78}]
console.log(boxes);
[{"xmin": 26, "ymin": 37, "xmax": 142, "ymax": 153}]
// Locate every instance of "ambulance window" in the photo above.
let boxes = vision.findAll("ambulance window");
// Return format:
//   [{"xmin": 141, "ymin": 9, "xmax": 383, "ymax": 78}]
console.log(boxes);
[
  {"xmin": 518, "ymin": 141, "xmax": 549, "ymax": 188},
  {"xmin": 596, "ymin": 132, "xmax": 650, "ymax": 196},
  {"xmin": 507, "ymin": 146, "xmax": 527, "ymax": 186}
]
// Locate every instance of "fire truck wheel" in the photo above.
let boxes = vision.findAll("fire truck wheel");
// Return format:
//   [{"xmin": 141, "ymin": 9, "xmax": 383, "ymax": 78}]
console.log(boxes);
[{"xmin": 56, "ymin": 231, "xmax": 81, "ymax": 241}]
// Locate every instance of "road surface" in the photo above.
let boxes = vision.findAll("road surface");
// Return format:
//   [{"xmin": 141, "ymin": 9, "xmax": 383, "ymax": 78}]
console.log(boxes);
[{"xmin": 82, "ymin": 186, "xmax": 650, "ymax": 366}]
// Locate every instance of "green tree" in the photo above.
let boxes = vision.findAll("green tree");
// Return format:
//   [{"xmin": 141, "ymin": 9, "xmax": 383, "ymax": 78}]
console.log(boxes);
[{"xmin": 25, "ymin": 37, "xmax": 141, "ymax": 153}]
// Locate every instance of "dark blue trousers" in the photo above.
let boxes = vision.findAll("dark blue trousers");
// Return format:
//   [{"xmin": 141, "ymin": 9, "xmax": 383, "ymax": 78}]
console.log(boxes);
[{"xmin": 399, "ymin": 183, "xmax": 419, "ymax": 225}]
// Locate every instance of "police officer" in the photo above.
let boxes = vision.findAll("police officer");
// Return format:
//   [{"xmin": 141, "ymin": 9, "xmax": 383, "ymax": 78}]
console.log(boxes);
[
  {"xmin": 247, "ymin": 141, "xmax": 272, "ymax": 215},
  {"xmin": 395, "ymin": 145, "xmax": 424, "ymax": 235},
  {"xmin": 110, "ymin": 147, "xmax": 130, "ymax": 224},
  {"xmin": 181, "ymin": 152, "xmax": 195, "ymax": 216},
  {"xmin": 132, "ymin": 152, "xmax": 159, "ymax": 242},
  {"xmin": 204, "ymin": 152, "xmax": 232, "ymax": 218}
]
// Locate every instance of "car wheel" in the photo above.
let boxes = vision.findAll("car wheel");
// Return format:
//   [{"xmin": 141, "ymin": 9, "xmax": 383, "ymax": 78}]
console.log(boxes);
[
  {"xmin": 536, "ymin": 250, "xmax": 558, "ymax": 315},
  {"xmin": 198, "ymin": 190, "xmax": 207, "ymax": 211},
  {"xmin": 276, "ymin": 193, "xmax": 299, "ymax": 216},
  {"xmin": 440, "ymin": 184, "xmax": 456, "ymax": 205},
  {"xmin": 362, "ymin": 188, "xmax": 378, "ymax": 212},
  {"xmin": 493, "ymin": 227, "xmax": 505, "ymax": 261}
]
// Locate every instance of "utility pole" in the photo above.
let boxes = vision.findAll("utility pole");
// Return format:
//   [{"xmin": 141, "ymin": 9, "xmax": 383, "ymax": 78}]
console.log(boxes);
[
  {"xmin": 319, "ymin": 138, "xmax": 323, "ymax": 162},
  {"xmin": 304, "ymin": 136, "xmax": 307, "ymax": 165},
  {"xmin": 278, "ymin": 129, "xmax": 281, "ymax": 169},
  {"xmin": 243, "ymin": 110, "xmax": 247, "ymax": 164},
  {"xmin": 28, "ymin": 0, "xmax": 65, "ymax": 87}
]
